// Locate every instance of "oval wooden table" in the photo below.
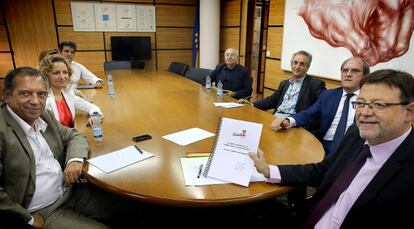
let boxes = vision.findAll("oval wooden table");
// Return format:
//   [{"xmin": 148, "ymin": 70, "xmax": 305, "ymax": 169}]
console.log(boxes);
[{"xmin": 76, "ymin": 70, "xmax": 323, "ymax": 207}]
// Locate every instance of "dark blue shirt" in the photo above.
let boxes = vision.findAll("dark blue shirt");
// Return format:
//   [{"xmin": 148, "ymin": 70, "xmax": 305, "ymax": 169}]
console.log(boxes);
[{"xmin": 209, "ymin": 64, "xmax": 253, "ymax": 99}]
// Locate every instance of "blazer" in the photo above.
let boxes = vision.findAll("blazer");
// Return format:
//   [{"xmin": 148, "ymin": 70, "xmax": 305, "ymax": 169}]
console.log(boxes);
[
  {"xmin": 289, "ymin": 87, "xmax": 343, "ymax": 140},
  {"xmin": 46, "ymin": 88, "xmax": 102, "ymax": 124},
  {"xmin": 253, "ymin": 75, "xmax": 326, "ymax": 114},
  {"xmin": 0, "ymin": 103, "xmax": 89, "ymax": 225},
  {"xmin": 279, "ymin": 125, "xmax": 414, "ymax": 228},
  {"xmin": 210, "ymin": 64, "xmax": 253, "ymax": 99}
]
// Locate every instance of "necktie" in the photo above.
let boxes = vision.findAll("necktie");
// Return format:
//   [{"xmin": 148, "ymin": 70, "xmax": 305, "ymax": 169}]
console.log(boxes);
[
  {"xmin": 330, "ymin": 93, "xmax": 354, "ymax": 154},
  {"xmin": 304, "ymin": 145, "xmax": 372, "ymax": 228}
]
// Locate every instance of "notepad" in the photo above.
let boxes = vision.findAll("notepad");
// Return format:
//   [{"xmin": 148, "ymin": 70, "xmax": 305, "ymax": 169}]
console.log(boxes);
[{"xmin": 88, "ymin": 146, "xmax": 154, "ymax": 173}]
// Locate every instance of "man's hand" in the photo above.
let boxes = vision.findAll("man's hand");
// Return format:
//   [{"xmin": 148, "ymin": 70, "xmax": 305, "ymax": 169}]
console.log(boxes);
[
  {"xmin": 237, "ymin": 98, "xmax": 253, "ymax": 105},
  {"xmin": 63, "ymin": 161, "xmax": 83, "ymax": 187},
  {"xmin": 95, "ymin": 80, "xmax": 104, "ymax": 88},
  {"xmin": 271, "ymin": 117, "xmax": 290, "ymax": 131},
  {"xmin": 32, "ymin": 213, "xmax": 44, "ymax": 229},
  {"xmin": 249, "ymin": 149, "xmax": 270, "ymax": 178}
]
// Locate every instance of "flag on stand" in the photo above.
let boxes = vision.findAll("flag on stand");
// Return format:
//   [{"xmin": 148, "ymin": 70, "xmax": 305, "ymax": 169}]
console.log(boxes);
[{"xmin": 192, "ymin": 0, "xmax": 200, "ymax": 68}]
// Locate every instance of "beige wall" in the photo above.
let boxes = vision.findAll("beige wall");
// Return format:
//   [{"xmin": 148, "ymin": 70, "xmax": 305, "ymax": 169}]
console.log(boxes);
[{"xmin": 0, "ymin": 0, "xmax": 196, "ymax": 77}]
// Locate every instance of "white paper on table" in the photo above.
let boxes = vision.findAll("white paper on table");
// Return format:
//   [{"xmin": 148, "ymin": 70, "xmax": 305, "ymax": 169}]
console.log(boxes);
[
  {"xmin": 214, "ymin": 102, "xmax": 244, "ymax": 108},
  {"xmin": 88, "ymin": 146, "xmax": 154, "ymax": 173},
  {"xmin": 162, "ymin": 128, "xmax": 215, "ymax": 146},
  {"xmin": 181, "ymin": 157, "xmax": 266, "ymax": 186}
]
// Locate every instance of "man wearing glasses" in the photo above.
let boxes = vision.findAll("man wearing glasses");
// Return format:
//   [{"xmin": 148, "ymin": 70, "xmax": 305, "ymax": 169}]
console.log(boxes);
[
  {"xmin": 250, "ymin": 69, "xmax": 414, "ymax": 228},
  {"xmin": 272, "ymin": 57, "xmax": 370, "ymax": 155}
]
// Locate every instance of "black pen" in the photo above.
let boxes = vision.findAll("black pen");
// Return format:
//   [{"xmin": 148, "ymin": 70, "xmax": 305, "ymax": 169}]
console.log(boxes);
[
  {"xmin": 134, "ymin": 145, "xmax": 143, "ymax": 154},
  {"xmin": 197, "ymin": 164, "xmax": 204, "ymax": 179}
]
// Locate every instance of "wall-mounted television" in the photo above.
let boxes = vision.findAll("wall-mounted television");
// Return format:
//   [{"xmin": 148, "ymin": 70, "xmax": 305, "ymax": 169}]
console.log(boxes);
[{"xmin": 111, "ymin": 36, "xmax": 151, "ymax": 61}]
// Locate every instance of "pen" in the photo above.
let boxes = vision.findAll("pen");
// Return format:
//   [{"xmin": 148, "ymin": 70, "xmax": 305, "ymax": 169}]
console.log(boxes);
[
  {"xmin": 197, "ymin": 164, "xmax": 204, "ymax": 179},
  {"xmin": 134, "ymin": 145, "xmax": 143, "ymax": 154}
]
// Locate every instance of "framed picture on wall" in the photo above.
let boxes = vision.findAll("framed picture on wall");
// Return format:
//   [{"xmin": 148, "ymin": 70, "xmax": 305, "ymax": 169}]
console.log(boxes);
[
  {"xmin": 281, "ymin": 0, "xmax": 414, "ymax": 80},
  {"xmin": 136, "ymin": 5, "xmax": 156, "ymax": 32},
  {"xmin": 71, "ymin": 2, "xmax": 96, "ymax": 32},
  {"xmin": 116, "ymin": 4, "xmax": 137, "ymax": 32},
  {"xmin": 94, "ymin": 3, "xmax": 117, "ymax": 32}
]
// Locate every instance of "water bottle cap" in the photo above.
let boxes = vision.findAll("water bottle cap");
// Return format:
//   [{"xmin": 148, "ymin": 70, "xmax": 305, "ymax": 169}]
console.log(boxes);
[{"xmin": 93, "ymin": 111, "xmax": 99, "ymax": 115}]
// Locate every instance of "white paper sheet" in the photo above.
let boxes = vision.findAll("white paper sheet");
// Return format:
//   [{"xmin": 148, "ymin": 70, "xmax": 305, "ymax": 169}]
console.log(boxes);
[
  {"xmin": 88, "ymin": 146, "xmax": 154, "ymax": 173},
  {"xmin": 181, "ymin": 157, "xmax": 265, "ymax": 186},
  {"xmin": 162, "ymin": 128, "xmax": 215, "ymax": 146},
  {"xmin": 214, "ymin": 102, "xmax": 244, "ymax": 108}
]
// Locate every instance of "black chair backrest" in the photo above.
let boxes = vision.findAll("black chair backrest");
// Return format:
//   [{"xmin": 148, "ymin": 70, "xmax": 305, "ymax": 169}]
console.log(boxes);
[
  {"xmin": 167, "ymin": 62, "xmax": 189, "ymax": 76},
  {"xmin": 104, "ymin": 61, "xmax": 132, "ymax": 71},
  {"xmin": 187, "ymin": 68, "xmax": 213, "ymax": 85}
]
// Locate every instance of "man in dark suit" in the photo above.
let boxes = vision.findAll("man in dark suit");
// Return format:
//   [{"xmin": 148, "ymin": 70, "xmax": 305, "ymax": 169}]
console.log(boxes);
[
  {"xmin": 239, "ymin": 50, "xmax": 325, "ymax": 118},
  {"xmin": 250, "ymin": 69, "xmax": 414, "ymax": 228},
  {"xmin": 209, "ymin": 48, "xmax": 253, "ymax": 99},
  {"xmin": 272, "ymin": 57, "xmax": 370, "ymax": 155},
  {"xmin": 0, "ymin": 67, "xmax": 137, "ymax": 228}
]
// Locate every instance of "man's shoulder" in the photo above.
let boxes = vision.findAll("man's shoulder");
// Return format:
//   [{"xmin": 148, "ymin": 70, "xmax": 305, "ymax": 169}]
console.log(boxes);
[
  {"xmin": 305, "ymin": 75, "xmax": 325, "ymax": 84},
  {"xmin": 320, "ymin": 87, "xmax": 343, "ymax": 97}
]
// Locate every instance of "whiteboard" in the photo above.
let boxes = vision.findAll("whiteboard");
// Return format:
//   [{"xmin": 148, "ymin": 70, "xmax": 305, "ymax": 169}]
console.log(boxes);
[{"xmin": 281, "ymin": 0, "xmax": 414, "ymax": 80}]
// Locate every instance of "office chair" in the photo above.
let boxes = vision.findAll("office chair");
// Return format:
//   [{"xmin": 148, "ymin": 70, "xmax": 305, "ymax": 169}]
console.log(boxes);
[
  {"xmin": 104, "ymin": 61, "xmax": 132, "ymax": 71},
  {"xmin": 167, "ymin": 62, "xmax": 189, "ymax": 76},
  {"xmin": 186, "ymin": 68, "xmax": 213, "ymax": 85}
]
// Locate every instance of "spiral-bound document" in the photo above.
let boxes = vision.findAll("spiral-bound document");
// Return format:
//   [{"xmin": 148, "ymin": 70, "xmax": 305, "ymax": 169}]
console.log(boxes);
[{"xmin": 203, "ymin": 117, "xmax": 263, "ymax": 187}]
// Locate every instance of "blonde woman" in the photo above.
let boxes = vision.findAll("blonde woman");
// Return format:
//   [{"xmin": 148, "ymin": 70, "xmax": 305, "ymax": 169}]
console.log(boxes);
[{"xmin": 39, "ymin": 54, "xmax": 103, "ymax": 127}]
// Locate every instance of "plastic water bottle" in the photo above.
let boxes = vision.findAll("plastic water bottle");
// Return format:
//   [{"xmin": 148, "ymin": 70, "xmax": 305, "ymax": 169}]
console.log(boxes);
[
  {"xmin": 205, "ymin": 74, "xmax": 211, "ymax": 89},
  {"xmin": 107, "ymin": 72, "xmax": 115, "ymax": 97},
  {"xmin": 216, "ymin": 80, "xmax": 223, "ymax": 97},
  {"xmin": 91, "ymin": 112, "xmax": 103, "ymax": 142}
]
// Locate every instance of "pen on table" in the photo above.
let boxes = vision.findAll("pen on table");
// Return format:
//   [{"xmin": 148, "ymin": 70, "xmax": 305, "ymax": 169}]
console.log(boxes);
[
  {"xmin": 197, "ymin": 164, "xmax": 204, "ymax": 179},
  {"xmin": 134, "ymin": 145, "xmax": 143, "ymax": 154},
  {"xmin": 243, "ymin": 95, "xmax": 252, "ymax": 101}
]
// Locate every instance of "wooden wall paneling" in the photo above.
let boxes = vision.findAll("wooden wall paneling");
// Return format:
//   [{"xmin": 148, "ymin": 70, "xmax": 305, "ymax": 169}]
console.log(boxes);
[
  {"xmin": 239, "ymin": 56, "xmax": 245, "ymax": 66},
  {"xmin": 157, "ymin": 50, "xmax": 192, "ymax": 70},
  {"xmin": 156, "ymin": 28, "xmax": 193, "ymax": 49},
  {"xmin": 220, "ymin": 28, "xmax": 240, "ymax": 52},
  {"xmin": 0, "ymin": 53, "xmax": 13, "ymax": 77},
  {"xmin": 156, "ymin": 0, "xmax": 196, "ymax": 4},
  {"xmin": 221, "ymin": 0, "xmax": 241, "ymax": 27},
  {"xmin": 58, "ymin": 27, "xmax": 104, "ymax": 50},
  {"xmin": 0, "ymin": 25, "xmax": 10, "ymax": 51},
  {"xmin": 267, "ymin": 27, "xmax": 283, "ymax": 59},
  {"xmin": 106, "ymin": 50, "xmax": 156, "ymax": 70},
  {"xmin": 268, "ymin": 0, "xmax": 284, "ymax": 25},
  {"xmin": 4, "ymin": 0, "xmax": 58, "ymax": 68},
  {"xmin": 54, "ymin": 0, "xmax": 72, "ymax": 25},
  {"xmin": 74, "ymin": 51, "xmax": 106, "ymax": 75},
  {"xmin": 156, "ymin": 5, "xmax": 195, "ymax": 27},
  {"xmin": 264, "ymin": 59, "xmax": 291, "ymax": 90},
  {"xmin": 316, "ymin": 76, "xmax": 341, "ymax": 89},
  {"xmin": 104, "ymin": 32, "xmax": 156, "ymax": 50},
  {"xmin": 239, "ymin": 0, "xmax": 248, "ymax": 57}
]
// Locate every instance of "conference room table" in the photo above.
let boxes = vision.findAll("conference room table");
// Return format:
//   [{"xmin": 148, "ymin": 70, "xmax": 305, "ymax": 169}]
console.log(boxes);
[{"xmin": 76, "ymin": 69, "xmax": 324, "ymax": 207}]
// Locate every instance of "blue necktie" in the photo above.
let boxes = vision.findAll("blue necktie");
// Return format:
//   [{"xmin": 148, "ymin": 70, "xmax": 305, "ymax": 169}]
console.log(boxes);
[
  {"xmin": 304, "ymin": 145, "xmax": 372, "ymax": 228},
  {"xmin": 330, "ymin": 93, "xmax": 354, "ymax": 154}
]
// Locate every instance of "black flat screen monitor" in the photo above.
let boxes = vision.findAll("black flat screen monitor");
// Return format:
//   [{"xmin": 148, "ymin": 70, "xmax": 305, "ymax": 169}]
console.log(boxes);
[{"xmin": 111, "ymin": 36, "xmax": 151, "ymax": 61}]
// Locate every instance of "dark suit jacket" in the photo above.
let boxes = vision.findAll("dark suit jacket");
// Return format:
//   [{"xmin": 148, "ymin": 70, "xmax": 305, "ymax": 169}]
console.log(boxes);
[
  {"xmin": 210, "ymin": 63, "xmax": 253, "ymax": 99},
  {"xmin": 0, "ymin": 103, "xmax": 89, "ymax": 226},
  {"xmin": 289, "ymin": 87, "xmax": 343, "ymax": 140},
  {"xmin": 279, "ymin": 125, "xmax": 414, "ymax": 228},
  {"xmin": 253, "ymin": 75, "xmax": 326, "ymax": 114}
]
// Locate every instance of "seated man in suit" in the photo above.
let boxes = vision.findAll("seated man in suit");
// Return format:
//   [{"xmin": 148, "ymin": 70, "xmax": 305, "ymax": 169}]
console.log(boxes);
[
  {"xmin": 272, "ymin": 57, "xmax": 370, "ymax": 155},
  {"xmin": 250, "ymin": 69, "xmax": 414, "ymax": 228},
  {"xmin": 239, "ymin": 50, "xmax": 326, "ymax": 118},
  {"xmin": 209, "ymin": 48, "xmax": 253, "ymax": 99},
  {"xmin": 0, "ymin": 67, "xmax": 137, "ymax": 228}
]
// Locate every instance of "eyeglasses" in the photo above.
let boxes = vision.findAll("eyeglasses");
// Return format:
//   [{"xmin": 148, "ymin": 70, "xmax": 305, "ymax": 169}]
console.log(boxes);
[
  {"xmin": 352, "ymin": 101, "xmax": 410, "ymax": 111},
  {"xmin": 341, "ymin": 68, "xmax": 362, "ymax": 74}
]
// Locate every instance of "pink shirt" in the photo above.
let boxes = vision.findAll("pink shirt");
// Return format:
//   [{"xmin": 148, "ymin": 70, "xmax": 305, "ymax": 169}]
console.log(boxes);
[{"xmin": 268, "ymin": 127, "xmax": 411, "ymax": 228}]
